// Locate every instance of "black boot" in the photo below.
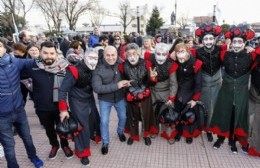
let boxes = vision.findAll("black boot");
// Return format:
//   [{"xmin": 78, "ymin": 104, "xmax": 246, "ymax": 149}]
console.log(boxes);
[
  {"xmin": 143, "ymin": 137, "xmax": 151, "ymax": 146},
  {"xmin": 80, "ymin": 157, "xmax": 90, "ymax": 166},
  {"xmin": 213, "ymin": 136, "xmax": 225, "ymax": 149},
  {"xmin": 230, "ymin": 141, "xmax": 238, "ymax": 154},
  {"xmin": 127, "ymin": 138, "xmax": 134, "ymax": 145},
  {"xmin": 186, "ymin": 138, "xmax": 193, "ymax": 144},
  {"xmin": 206, "ymin": 132, "xmax": 213, "ymax": 142},
  {"xmin": 101, "ymin": 144, "xmax": 109, "ymax": 155}
]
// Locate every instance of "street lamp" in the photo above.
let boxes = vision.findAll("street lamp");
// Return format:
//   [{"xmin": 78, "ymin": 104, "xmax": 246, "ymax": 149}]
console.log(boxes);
[
  {"xmin": 58, "ymin": 18, "xmax": 62, "ymax": 33},
  {"xmin": 137, "ymin": 6, "xmax": 140, "ymax": 34}
]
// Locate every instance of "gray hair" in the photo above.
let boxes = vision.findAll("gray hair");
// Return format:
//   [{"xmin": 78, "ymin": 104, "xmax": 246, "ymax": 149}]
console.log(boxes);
[
  {"xmin": 104, "ymin": 45, "xmax": 117, "ymax": 55},
  {"xmin": 155, "ymin": 43, "xmax": 169, "ymax": 54},
  {"xmin": 125, "ymin": 43, "xmax": 139, "ymax": 52}
]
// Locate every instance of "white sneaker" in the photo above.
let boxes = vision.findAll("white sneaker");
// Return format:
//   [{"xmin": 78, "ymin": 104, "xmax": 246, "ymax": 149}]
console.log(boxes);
[{"xmin": 0, "ymin": 145, "xmax": 4, "ymax": 157}]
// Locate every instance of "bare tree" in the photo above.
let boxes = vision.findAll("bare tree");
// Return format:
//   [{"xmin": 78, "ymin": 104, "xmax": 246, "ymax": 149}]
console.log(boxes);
[
  {"xmin": 0, "ymin": 0, "xmax": 35, "ymax": 32},
  {"xmin": 35, "ymin": 0, "xmax": 64, "ymax": 32},
  {"xmin": 63, "ymin": 0, "xmax": 96, "ymax": 30},
  {"xmin": 88, "ymin": 2, "xmax": 107, "ymax": 27},
  {"xmin": 177, "ymin": 13, "xmax": 189, "ymax": 29},
  {"xmin": 118, "ymin": 1, "xmax": 134, "ymax": 34}
]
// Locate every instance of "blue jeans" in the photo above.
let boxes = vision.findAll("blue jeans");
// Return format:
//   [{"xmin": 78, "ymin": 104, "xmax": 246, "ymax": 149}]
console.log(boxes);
[
  {"xmin": 0, "ymin": 107, "xmax": 38, "ymax": 168},
  {"xmin": 99, "ymin": 99, "xmax": 127, "ymax": 144}
]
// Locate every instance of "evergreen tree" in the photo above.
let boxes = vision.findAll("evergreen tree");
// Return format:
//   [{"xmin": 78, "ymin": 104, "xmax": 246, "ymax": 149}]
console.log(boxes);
[{"xmin": 146, "ymin": 6, "xmax": 164, "ymax": 36}]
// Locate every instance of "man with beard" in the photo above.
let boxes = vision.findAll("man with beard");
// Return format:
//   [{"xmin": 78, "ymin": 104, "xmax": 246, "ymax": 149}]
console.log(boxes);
[
  {"xmin": 0, "ymin": 37, "xmax": 43, "ymax": 168},
  {"xmin": 146, "ymin": 43, "xmax": 178, "ymax": 144},
  {"xmin": 209, "ymin": 25, "xmax": 258, "ymax": 154},
  {"xmin": 58, "ymin": 49, "xmax": 99, "ymax": 165},
  {"xmin": 191, "ymin": 24, "xmax": 226, "ymax": 142},
  {"xmin": 119, "ymin": 43, "xmax": 157, "ymax": 146},
  {"xmin": 23, "ymin": 41, "xmax": 74, "ymax": 160}
]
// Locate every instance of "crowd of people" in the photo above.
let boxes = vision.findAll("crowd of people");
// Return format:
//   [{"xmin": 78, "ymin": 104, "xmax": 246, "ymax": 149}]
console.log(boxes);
[{"xmin": 0, "ymin": 23, "xmax": 259, "ymax": 168}]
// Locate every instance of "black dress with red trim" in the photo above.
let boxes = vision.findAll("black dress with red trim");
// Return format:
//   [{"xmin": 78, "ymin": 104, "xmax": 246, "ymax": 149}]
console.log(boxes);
[
  {"xmin": 121, "ymin": 58, "xmax": 157, "ymax": 141},
  {"xmin": 58, "ymin": 61, "xmax": 99, "ymax": 158},
  {"xmin": 175, "ymin": 56, "xmax": 203, "ymax": 138},
  {"xmin": 209, "ymin": 50, "xmax": 255, "ymax": 141}
]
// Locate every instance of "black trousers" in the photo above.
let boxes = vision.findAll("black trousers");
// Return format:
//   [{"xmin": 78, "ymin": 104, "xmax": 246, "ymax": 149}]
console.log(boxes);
[{"xmin": 36, "ymin": 110, "xmax": 69, "ymax": 148}]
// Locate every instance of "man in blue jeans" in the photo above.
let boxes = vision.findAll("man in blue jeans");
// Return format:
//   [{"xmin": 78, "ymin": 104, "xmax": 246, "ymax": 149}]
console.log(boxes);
[
  {"xmin": 92, "ymin": 46, "xmax": 131, "ymax": 155},
  {"xmin": 0, "ymin": 37, "xmax": 43, "ymax": 168}
]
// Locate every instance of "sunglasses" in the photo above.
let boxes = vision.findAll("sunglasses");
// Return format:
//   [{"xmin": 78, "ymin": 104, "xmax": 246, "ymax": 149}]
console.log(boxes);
[{"xmin": 115, "ymin": 38, "xmax": 120, "ymax": 40}]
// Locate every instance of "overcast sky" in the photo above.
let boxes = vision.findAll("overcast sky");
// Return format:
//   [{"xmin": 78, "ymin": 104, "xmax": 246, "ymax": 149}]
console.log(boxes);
[{"xmin": 26, "ymin": 0, "xmax": 260, "ymax": 28}]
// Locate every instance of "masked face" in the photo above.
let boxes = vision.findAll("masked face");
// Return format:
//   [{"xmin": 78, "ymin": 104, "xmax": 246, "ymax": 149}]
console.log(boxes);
[
  {"xmin": 84, "ymin": 52, "xmax": 98, "ymax": 70},
  {"xmin": 126, "ymin": 49, "xmax": 139, "ymax": 65},
  {"xmin": 155, "ymin": 52, "xmax": 167, "ymax": 65},
  {"xmin": 202, "ymin": 34, "xmax": 215, "ymax": 49},
  {"xmin": 176, "ymin": 49, "xmax": 188, "ymax": 63},
  {"xmin": 232, "ymin": 37, "xmax": 245, "ymax": 53}
]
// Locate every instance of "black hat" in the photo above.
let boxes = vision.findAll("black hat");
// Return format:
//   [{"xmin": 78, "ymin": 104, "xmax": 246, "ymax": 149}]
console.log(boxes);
[
  {"xmin": 195, "ymin": 23, "xmax": 222, "ymax": 40},
  {"xmin": 224, "ymin": 24, "xmax": 255, "ymax": 41}
]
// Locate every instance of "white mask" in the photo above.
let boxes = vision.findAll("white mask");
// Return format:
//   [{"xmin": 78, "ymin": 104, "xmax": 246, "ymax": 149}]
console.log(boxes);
[
  {"xmin": 127, "ymin": 56, "xmax": 139, "ymax": 65},
  {"xmin": 155, "ymin": 53, "xmax": 167, "ymax": 65},
  {"xmin": 85, "ymin": 55, "xmax": 98, "ymax": 70},
  {"xmin": 202, "ymin": 34, "xmax": 215, "ymax": 49},
  {"xmin": 176, "ymin": 51, "xmax": 188, "ymax": 63},
  {"xmin": 232, "ymin": 37, "xmax": 245, "ymax": 53}
]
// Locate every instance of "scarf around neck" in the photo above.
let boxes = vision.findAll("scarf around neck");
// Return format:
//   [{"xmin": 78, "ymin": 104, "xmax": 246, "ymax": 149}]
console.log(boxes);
[{"xmin": 36, "ymin": 54, "xmax": 69, "ymax": 102}]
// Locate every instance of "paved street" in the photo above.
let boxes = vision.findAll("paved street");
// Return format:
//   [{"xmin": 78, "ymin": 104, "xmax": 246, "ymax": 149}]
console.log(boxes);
[{"xmin": 0, "ymin": 99, "xmax": 259, "ymax": 168}]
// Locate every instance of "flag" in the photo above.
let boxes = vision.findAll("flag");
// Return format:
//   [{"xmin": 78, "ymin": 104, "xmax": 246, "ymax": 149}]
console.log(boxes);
[{"xmin": 12, "ymin": 13, "xmax": 19, "ymax": 35}]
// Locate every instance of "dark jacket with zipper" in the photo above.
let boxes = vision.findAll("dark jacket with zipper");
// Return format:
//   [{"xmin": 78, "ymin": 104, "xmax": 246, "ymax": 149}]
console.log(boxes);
[{"xmin": 92, "ymin": 58, "xmax": 124, "ymax": 103}]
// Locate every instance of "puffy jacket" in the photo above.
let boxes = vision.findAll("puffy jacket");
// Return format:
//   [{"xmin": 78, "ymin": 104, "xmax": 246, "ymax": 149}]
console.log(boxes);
[{"xmin": 0, "ymin": 54, "xmax": 32, "ymax": 114}]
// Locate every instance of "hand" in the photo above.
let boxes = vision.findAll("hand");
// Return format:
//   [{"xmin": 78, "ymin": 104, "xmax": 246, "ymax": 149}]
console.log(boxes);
[
  {"xmin": 187, "ymin": 100, "xmax": 197, "ymax": 108},
  {"xmin": 149, "ymin": 67, "xmax": 158, "ymax": 78},
  {"xmin": 60, "ymin": 111, "xmax": 70, "ymax": 122},
  {"xmin": 245, "ymin": 46, "xmax": 255, "ymax": 53},
  {"xmin": 165, "ymin": 100, "xmax": 173, "ymax": 107},
  {"xmin": 117, "ymin": 80, "xmax": 130, "ymax": 89}
]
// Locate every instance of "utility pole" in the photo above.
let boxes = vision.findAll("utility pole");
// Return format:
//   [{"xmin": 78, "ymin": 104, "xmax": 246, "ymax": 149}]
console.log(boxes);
[
  {"xmin": 137, "ymin": 6, "xmax": 140, "ymax": 33},
  {"xmin": 213, "ymin": 5, "xmax": 216, "ymax": 23},
  {"xmin": 175, "ymin": 0, "xmax": 177, "ymax": 27}
]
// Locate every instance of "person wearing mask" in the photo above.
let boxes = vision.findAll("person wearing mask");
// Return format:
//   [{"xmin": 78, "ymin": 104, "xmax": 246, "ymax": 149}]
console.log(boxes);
[
  {"xmin": 59, "ymin": 49, "xmax": 99, "ymax": 165},
  {"xmin": 209, "ymin": 25, "xmax": 258, "ymax": 154}
]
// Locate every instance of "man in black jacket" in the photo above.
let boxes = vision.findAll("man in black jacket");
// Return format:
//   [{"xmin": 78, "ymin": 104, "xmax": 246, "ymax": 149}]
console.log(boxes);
[
  {"xmin": 23, "ymin": 42, "xmax": 73, "ymax": 160},
  {"xmin": 92, "ymin": 46, "xmax": 131, "ymax": 155}
]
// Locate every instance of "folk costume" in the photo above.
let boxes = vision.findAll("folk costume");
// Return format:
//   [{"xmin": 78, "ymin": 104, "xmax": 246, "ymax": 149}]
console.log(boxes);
[
  {"xmin": 192, "ymin": 24, "xmax": 227, "ymax": 142},
  {"xmin": 146, "ymin": 43, "xmax": 178, "ymax": 144},
  {"xmin": 246, "ymin": 50, "xmax": 260, "ymax": 157},
  {"xmin": 209, "ymin": 25, "xmax": 258, "ymax": 154},
  {"xmin": 119, "ymin": 43, "xmax": 157, "ymax": 146},
  {"xmin": 58, "ymin": 51, "xmax": 99, "ymax": 165},
  {"xmin": 174, "ymin": 43, "xmax": 203, "ymax": 144}
]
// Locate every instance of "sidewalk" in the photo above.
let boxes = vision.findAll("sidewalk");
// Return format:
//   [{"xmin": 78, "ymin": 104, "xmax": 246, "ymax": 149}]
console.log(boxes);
[{"xmin": 0, "ymin": 99, "xmax": 259, "ymax": 168}]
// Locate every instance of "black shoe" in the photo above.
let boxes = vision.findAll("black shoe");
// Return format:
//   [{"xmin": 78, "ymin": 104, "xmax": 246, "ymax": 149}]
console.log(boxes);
[
  {"xmin": 101, "ymin": 144, "xmax": 108, "ymax": 155},
  {"xmin": 206, "ymin": 133, "xmax": 213, "ymax": 142},
  {"xmin": 174, "ymin": 134, "xmax": 181, "ymax": 142},
  {"xmin": 49, "ymin": 146, "xmax": 60, "ymax": 160},
  {"xmin": 231, "ymin": 142, "xmax": 238, "ymax": 154},
  {"xmin": 186, "ymin": 138, "xmax": 193, "ymax": 144},
  {"xmin": 118, "ymin": 133, "xmax": 126, "ymax": 142},
  {"xmin": 213, "ymin": 137, "xmax": 224, "ymax": 149},
  {"xmin": 62, "ymin": 146, "xmax": 73, "ymax": 159},
  {"xmin": 228, "ymin": 137, "xmax": 233, "ymax": 146},
  {"xmin": 80, "ymin": 157, "xmax": 90, "ymax": 166},
  {"xmin": 242, "ymin": 145, "xmax": 249, "ymax": 154},
  {"xmin": 143, "ymin": 137, "xmax": 151, "ymax": 146},
  {"xmin": 127, "ymin": 138, "xmax": 134, "ymax": 145}
]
